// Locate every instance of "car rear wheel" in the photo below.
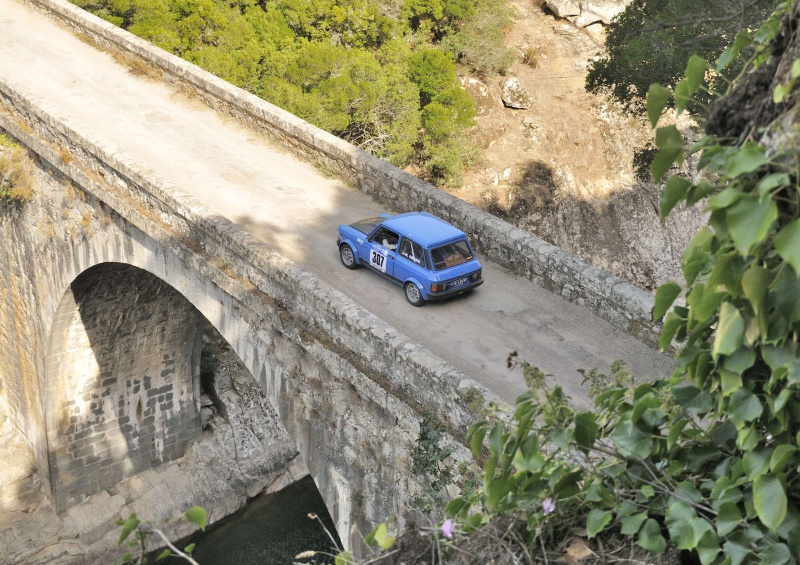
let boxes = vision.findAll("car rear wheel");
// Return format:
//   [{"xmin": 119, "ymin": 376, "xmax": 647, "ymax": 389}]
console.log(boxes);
[
  {"xmin": 404, "ymin": 282, "xmax": 424, "ymax": 307},
  {"xmin": 340, "ymin": 244, "xmax": 357, "ymax": 269}
]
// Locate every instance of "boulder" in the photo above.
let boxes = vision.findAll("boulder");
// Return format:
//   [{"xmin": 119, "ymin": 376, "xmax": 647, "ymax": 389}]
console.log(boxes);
[
  {"xmin": 578, "ymin": 0, "xmax": 629, "ymax": 24},
  {"xmin": 547, "ymin": 0, "xmax": 632, "ymax": 27},
  {"xmin": 546, "ymin": 0, "xmax": 581, "ymax": 18},
  {"xmin": 500, "ymin": 78, "xmax": 532, "ymax": 109}
]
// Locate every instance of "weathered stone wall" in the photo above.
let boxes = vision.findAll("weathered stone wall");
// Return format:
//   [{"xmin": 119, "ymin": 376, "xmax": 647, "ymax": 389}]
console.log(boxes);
[
  {"xmin": 45, "ymin": 263, "xmax": 204, "ymax": 511},
  {"xmin": 21, "ymin": 0, "xmax": 662, "ymax": 347},
  {"xmin": 0, "ymin": 70, "xmax": 486, "ymax": 557}
]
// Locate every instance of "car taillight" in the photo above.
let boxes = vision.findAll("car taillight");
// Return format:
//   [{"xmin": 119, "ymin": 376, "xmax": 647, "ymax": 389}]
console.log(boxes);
[
  {"xmin": 470, "ymin": 270, "xmax": 482, "ymax": 281},
  {"xmin": 431, "ymin": 283, "xmax": 447, "ymax": 292}
]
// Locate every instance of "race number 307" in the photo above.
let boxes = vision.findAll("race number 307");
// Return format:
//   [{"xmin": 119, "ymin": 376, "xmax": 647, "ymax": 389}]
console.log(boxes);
[{"xmin": 370, "ymin": 249, "xmax": 387, "ymax": 273}]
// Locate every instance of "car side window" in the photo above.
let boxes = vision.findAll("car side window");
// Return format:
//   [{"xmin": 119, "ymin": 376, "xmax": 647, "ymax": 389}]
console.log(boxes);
[
  {"xmin": 369, "ymin": 227, "xmax": 399, "ymax": 252},
  {"xmin": 399, "ymin": 238, "xmax": 425, "ymax": 268}
]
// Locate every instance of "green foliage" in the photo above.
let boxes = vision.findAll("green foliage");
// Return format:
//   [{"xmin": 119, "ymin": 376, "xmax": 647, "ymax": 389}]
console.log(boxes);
[
  {"xmin": 442, "ymin": 8, "xmax": 800, "ymax": 564},
  {"xmin": 586, "ymin": 0, "xmax": 775, "ymax": 114},
  {"xmin": 411, "ymin": 414, "xmax": 456, "ymax": 514},
  {"xmin": 113, "ymin": 509, "xmax": 204, "ymax": 564},
  {"xmin": 72, "ymin": 0, "xmax": 500, "ymax": 186},
  {"xmin": 439, "ymin": 0, "xmax": 514, "ymax": 77}
]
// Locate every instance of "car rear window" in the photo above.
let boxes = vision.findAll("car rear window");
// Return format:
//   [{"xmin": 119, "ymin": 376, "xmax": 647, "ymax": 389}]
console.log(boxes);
[
  {"xmin": 349, "ymin": 217, "xmax": 384, "ymax": 235},
  {"xmin": 399, "ymin": 238, "xmax": 426, "ymax": 268},
  {"xmin": 430, "ymin": 239, "xmax": 473, "ymax": 271}
]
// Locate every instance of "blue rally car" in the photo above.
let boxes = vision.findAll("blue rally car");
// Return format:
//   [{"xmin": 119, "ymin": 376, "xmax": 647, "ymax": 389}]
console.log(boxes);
[{"xmin": 336, "ymin": 211, "xmax": 483, "ymax": 306}]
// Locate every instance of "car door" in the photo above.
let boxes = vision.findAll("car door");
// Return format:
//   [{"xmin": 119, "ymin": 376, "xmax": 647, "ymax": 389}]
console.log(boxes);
[
  {"xmin": 364, "ymin": 227, "xmax": 398, "ymax": 278},
  {"xmin": 394, "ymin": 236, "xmax": 427, "ymax": 282}
]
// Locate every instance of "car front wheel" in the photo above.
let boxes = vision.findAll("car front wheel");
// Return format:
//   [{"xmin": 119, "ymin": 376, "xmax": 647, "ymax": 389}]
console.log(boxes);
[
  {"xmin": 404, "ymin": 282, "xmax": 425, "ymax": 307},
  {"xmin": 340, "ymin": 244, "xmax": 358, "ymax": 270}
]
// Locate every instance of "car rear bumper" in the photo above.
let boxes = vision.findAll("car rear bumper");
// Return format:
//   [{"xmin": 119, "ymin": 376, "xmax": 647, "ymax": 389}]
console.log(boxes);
[{"xmin": 427, "ymin": 278, "xmax": 483, "ymax": 300}]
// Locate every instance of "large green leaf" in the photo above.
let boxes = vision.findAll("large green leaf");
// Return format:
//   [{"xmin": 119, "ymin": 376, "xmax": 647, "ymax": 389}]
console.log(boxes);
[
  {"xmin": 574, "ymin": 411, "xmax": 598, "ymax": 452},
  {"xmin": 682, "ymin": 228, "xmax": 713, "ymax": 284},
  {"xmin": 741, "ymin": 265, "xmax": 769, "ymax": 316},
  {"xmin": 637, "ymin": 519, "xmax": 667, "ymax": 554},
  {"xmin": 762, "ymin": 343, "xmax": 796, "ymax": 370},
  {"xmin": 722, "ymin": 539, "xmax": 751, "ymax": 565},
  {"xmin": 687, "ymin": 179, "xmax": 715, "ymax": 206},
  {"xmin": 666, "ymin": 502, "xmax": 705, "ymax": 549},
  {"xmin": 716, "ymin": 502, "xmax": 742, "ymax": 536},
  {"xmin": 117, "ymin": 515, "xmax": 140, "ymax": 546},
  {"xmin": 696, "ymin": 530, "xmax": 721, "ymax": 565},
  {"xmin": 728, "ymin": 388, "xmax": 763, "ymax": 423},
  {"xmin": 660, "ymin": 176, "xmax": 691, "ymax": 219},
  {"xmin": 652, "ymin": 125, "xmax": 685, "ymax": 182},
  {"xmin": 760, "ymin": 543, "xmax": 791, "ymax": 565},
  {"xmin": 726, "ymin": 194, "xmax": 778, "ymax": 255},
  {"xmin": 685, "ymin": 55, "xmax": 707, "ymax": 92},
  {"xmin": 770, "ymin": 445, "xmax": 797, "ymax": 473},
  {"xmin": 659, "ymin": 311, "xmax": 685, "ymax": 350},
  {"xmin": 771, "ymin": 267, "xmax": 800, "ymax": 324},
  {"xmin": 743, "ymin": 448, "xmax": 771, "ymax": 480},
  {"xmin": 647, "ymin": 84, "xmax": 670, "ymax": 128},
  {"xmin": 586, "ymin": 509, "xmax": 612, "ymax": 538},
  {"xmin": 724, "ymin": 142, "xmax": 769, "ymax": 177},
  {"xmin": 753, "ymin": 474, "xmax": 787, "ymax": 532},
  {"xmin": 716, "ymin": 30, "xmax": 752, "ymax": 71},
  {"xmin": 775, "ymin": 219, "xmax": 800, "ymax": 274},
  {"xmin": 653, "ymin": 281, "xmax": 681, "ymax": 321},
  {"xmin": 184, "ymin": 506, "xmax": 207, "ymax": 531},
  {"xmin": 720, "ymin": 369, "xmax": 743, "ymax": 396},
  {"xmin": 713, "ymin": 303, "xmax": 745, "ymax": 360},
  {"xmin": 756, "ymin": 172, "xmax": 790, "ymax": 198},
  {"xmin": 621, "ymin": 512, "xmax": 648, "ymax": 535},
  {"xmin": 674, "ymin": 78, "xmax": 691, "ymax": 113},
  {"xmin": 612, "ymin": 419, "xmax": 653, "ymax": 459}
]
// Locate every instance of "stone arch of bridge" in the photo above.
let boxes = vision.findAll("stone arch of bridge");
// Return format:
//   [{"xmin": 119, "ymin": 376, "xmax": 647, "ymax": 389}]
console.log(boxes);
[{"xmin": 40, "ymin": 261, "xmax": 295, "ymax": 513}]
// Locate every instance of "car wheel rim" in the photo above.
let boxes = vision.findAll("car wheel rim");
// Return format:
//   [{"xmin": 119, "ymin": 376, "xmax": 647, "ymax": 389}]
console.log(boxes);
[
  {"xmin": 342, "ymin": 247, "xmax": 353, "ymax": 265},
  {"xmin": 407, "ymin": 284, "xmax": 420, "ymax": 303}
]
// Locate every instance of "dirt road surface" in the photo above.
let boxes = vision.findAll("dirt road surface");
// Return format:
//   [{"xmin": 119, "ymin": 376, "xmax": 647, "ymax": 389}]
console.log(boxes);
[{"xmin": 0, "ymin": 0, "xmax": 676, "ymax": 406}]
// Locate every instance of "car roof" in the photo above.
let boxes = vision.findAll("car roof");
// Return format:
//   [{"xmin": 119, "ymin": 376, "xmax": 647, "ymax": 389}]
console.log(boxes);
[{"xmin": 381, "ymin": 212, "xmax": 466, "ymax": 247}]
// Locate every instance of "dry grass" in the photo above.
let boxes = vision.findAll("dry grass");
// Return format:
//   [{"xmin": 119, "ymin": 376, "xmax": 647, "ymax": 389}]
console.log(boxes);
[
  {"xmin": 0, "ymin": 136, "xmax": 34, "ymax": 202},
  {"xmin": 111, "ymin": 51, "xmax": 162, "ymax": 80},
  {"xmin": 521, "ymin": 46, "xmax": 540, "ymax": 68},
  {"xmin": 58, "ymin": 146, "xmax": 72, "ymax": 164}
]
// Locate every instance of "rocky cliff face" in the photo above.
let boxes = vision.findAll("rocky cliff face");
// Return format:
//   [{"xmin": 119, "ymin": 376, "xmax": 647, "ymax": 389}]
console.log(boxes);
[{"xmin": 458, "ymin": 0, "xmax": 707, "ymax": 290}]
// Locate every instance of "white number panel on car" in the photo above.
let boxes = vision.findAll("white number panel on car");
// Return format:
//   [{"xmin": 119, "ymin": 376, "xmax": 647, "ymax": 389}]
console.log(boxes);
[{"xmin": 369, "ymin": 247, "xmax": 388, "ymax": 273}]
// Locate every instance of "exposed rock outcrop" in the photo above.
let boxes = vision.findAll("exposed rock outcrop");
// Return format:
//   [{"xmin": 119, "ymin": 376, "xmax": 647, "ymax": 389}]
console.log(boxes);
[{"xmin": 545, "ymin": 0, "xmax": 632, "ymax": 27}]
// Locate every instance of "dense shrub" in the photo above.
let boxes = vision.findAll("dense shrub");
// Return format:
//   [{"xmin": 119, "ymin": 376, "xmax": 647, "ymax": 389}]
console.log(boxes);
[{"xmin": 71, "ymin": 0, "xmax": 506, "ymax": 185}]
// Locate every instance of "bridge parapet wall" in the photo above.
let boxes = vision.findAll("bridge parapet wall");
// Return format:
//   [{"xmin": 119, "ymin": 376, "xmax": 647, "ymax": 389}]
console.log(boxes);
[{"xmin": 23, "ymin": 0, "xmax": 662, "ymax": 348}]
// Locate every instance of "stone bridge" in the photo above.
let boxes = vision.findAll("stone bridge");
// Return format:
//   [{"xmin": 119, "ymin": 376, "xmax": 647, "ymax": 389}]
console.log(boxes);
[
  {"xmin": 0, "ymin": 78, "xmax": 492, "ymax": 560},
  {"xmin": 0, "ymin": 0, "xmax": 670, "ymax": 562}
]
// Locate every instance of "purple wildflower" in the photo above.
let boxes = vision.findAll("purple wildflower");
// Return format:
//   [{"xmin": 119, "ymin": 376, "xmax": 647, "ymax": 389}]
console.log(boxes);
[
  {"xmin": 441, "ymin": 519, "xmax": 455, "ymax": 539},
  {"xmin": 542, "ymin": 497, "xmax": 556, "ymax": 514}
]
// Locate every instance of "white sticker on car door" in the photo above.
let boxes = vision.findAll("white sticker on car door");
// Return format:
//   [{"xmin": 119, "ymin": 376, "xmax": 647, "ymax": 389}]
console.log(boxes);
[{"xmin": 369, "ymin": 247, "xmax": 388, "ymax": 273}]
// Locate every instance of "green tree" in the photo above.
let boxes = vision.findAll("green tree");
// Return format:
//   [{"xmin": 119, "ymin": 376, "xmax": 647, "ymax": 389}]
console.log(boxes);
[
  {"xmin": 586, "ymin": 0, "xmax": 776, "ymax": 113},
  {"xmin": 408, "ymin": 47, "xmax": 457, "ymax": 104},
  {"xmin": 439, "ymin": 0, "xmax": 513, "ymax": 77},
  {"xmin": 72, "ymin": 0, "xmax": 504, "ymax": 186}
]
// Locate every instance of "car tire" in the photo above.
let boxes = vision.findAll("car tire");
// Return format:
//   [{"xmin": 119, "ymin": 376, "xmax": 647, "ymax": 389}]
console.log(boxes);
[
  {"xmin": 340, "ymin": 244, "xmax": 358, "ymax": 270},
  {"xmin": 404, "ymin": 282, "xmax": 425, "ymax": 307}
]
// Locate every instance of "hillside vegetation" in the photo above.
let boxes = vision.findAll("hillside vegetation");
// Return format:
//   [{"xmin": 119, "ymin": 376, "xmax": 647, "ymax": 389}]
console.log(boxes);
[
  {"xmin": 366, "ymin": 2, "xmax": 800, "ymax": 563},
  {"xmin": 73, "ymin": 0, "xmax": 514, "ymax": 186}
]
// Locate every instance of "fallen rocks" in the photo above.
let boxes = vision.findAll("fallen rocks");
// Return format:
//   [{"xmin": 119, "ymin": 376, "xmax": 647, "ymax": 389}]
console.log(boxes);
[{"xmin": 500, "ymin": 77, "xmax": 532, "ymax": 109}]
